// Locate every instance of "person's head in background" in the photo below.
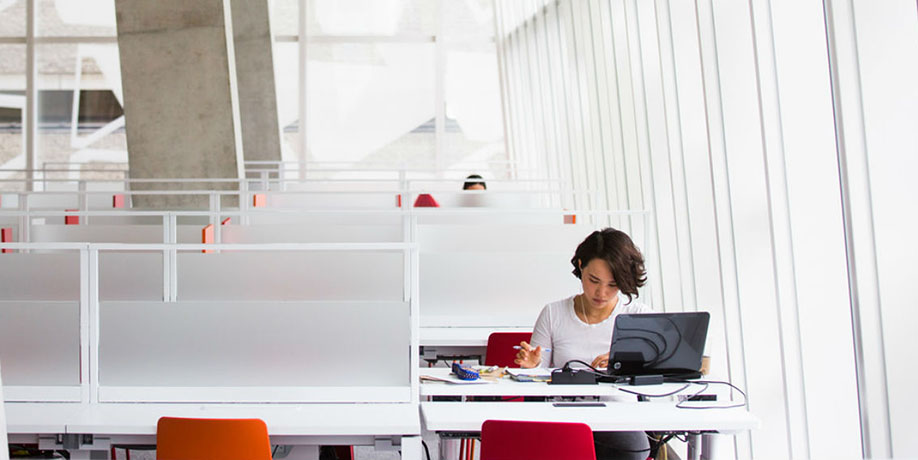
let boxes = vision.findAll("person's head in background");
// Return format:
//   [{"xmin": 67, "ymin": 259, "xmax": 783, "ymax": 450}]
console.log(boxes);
[
  {"xmin": 571, "ymin": 228, "xmax": 647, "ymax": 306},
  {"xmin": 462, "ymin": 174, "xmax": 486, "ymax": 190}
]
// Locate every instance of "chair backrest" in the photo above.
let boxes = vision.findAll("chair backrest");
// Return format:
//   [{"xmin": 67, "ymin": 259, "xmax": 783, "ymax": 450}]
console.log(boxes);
[
  {"xmin": 480, "ymin": 420, "xmax": 596, "ymax": 460},
  {"xmin": 485, "ymin": 332, "xmax": 533, "ymax": 367},
  {"xmin": 156, "ymin": 417, "xmax": 272, "ymax": 460},
  {"xmin": 413, "ymin": 193, "xmax": 440, "ymax": 207}
]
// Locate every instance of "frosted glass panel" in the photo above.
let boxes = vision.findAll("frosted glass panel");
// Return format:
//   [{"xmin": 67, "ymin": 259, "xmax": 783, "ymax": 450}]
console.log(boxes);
[
  {"xmin": 79, "ymin": 215, "xmax": 163, "ymax": 225},
  {"xmin": 418, "ymin": 224, "xmax": 593, "ymax": 253},
  {"xmin": 99, "ymin": 252, "xmax": 163, "ymax": 301},
  {"xmin": 221, "ymin": 224, "xmax": 403, "ymax": 244},
  {"xmin": 420, "ymin": 252, "xmax": 580, "ymax": 327},
  {"xmin": 26, "ymin": 194, "xmax": 79, "ymax": 209},
  {"xmin": 267, "ymin": 192, "xmax": 399, "ymax": 209},
  {"xmin": 99, "ymin": 301, "xmax": 410, "ymax": 386},
  {"xmin": 0, "ymin": 253, "xmax": 79, "ymax": 300},
  {"xmin": 177, "ymin": 252, "xmax": 403, "ymax": 301},
  {"xmin": 415, "ymin": 213, "xmax": 566, "ymax": 225},
  {"xmin": 414, "ymin": 191, "xmax": 545, "ymax": 209},
  {"xmin": 31, "ymin": 224, "xmax": 165, "ymax": 243},
  {"xmin": 244, "ymin": 213, "xmax": 404, "ymax": 226},
  {"xmin": 0, "ymin": 301, "xmax": 81, "ymax": 385}
]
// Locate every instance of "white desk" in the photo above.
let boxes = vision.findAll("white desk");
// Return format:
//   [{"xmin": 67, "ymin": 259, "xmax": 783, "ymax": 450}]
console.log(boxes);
[
  {"xmin": 422, "ymin": 402, "xmax": 756, "ymax": 460},
  {"xmin": 419, "ymin": 371, "xmax": 757, "ymax": 460},
  {"xmin": 419, "ymin": 327, "xmax": 531, "ymax": 362},
  {"xmin": 420, "ymin": 367, "xmax": 704, "ymax": 398},
  {"xmin": 422, "ymin": 400, "xmax": 757, "ymax": 432},
  {"xmin": 5, "ymin": 402, "xmax": 422, "ymax": 460}
]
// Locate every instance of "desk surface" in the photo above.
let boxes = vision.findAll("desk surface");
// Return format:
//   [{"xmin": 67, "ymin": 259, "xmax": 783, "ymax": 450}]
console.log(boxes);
[
  {"xmin": 422, "ymin": 401, "xmax": 758, "ymax": 434},
  {"xmin": 4, "ymin": 402, "xmax": 421, "ymax": 437},
  {"xmin": 419, "ymin": 327, "xmax": 531, "ymax": 347},
  {"xmin": 419, "ymin": 368, "xmax": 698, "ymax": 398}
]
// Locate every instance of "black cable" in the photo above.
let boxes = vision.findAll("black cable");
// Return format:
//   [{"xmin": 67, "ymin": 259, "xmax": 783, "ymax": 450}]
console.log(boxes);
[
  {"xmin": 612, "ymin": 318, "xmax": 686, "ymax": 369},
  {"xmin": 615, "ymin": 382, "xmax": 694, "ymax": 398},
  {"xmin": 648, "ymin": 432, "xmax": 677, "ymax": 459},
  {"xmin": 607, "ymin": 446, "xmax": 652, "ymax": 453},
  {"xmin": 559, "ymin": 359, "xmax": 616, "ymax": 381},
  {"xmin": 668, "ymin": 379, "xmax": 749, "ymax": 409},
  {"xmin": 421, "ymin": 440, "xmax": 431, "ymax": 460},
  {"xmin": 610, "ymin": 336, "xmax": 662, "ymax": 364},
  {"xmin": 611, "ymin": 326, "xmax": 666, "ymax": 365},
  {"xmin": 657, "ymin": 316, "xmax": 684, "ymax": 365},
  {"xmin": 561, "ymin": 359, "xmax": 601, "ymax": 372}
]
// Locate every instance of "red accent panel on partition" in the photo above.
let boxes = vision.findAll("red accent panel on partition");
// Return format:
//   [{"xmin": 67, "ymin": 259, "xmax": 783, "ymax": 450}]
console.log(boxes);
[
  {"xmin": 413, "ymin": 193, "xmax": 439, "ymax": 208},
  {"xmin": 253, "ymin": 194, "xmax": 266, "ymax": 208},
  {"xmin": 113, "ymin": 194, "xmax": 126, "ymax": 208},
  {"xmin": 202, "ymin": 224, "xmax": 214, "ymax": 254},
  {"xmin": 1, "ymin": 227, "xmax": 12, "ymax": 253},
  {"xmin": 65, "ymin": 209, "xmax": 79, "ymax": 225},
  {"xmin": 563, "ymin": 214, "xmax": 577, "ymax": 224},
  {"xmin": 396, "ymin": 194, "xmax": 402, "ymax": 207}
]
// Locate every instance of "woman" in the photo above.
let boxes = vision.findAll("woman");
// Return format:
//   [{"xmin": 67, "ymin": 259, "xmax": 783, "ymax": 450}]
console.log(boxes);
[{"xmin": 515, "ymin": 227, "xmax": 652, "ymax": 460}]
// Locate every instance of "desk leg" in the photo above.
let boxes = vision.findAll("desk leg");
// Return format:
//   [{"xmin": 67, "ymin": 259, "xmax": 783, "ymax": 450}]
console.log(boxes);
[
  {"xmin": 687, "ymin": 433, "xmax": 702, "ymax": 460},
  {"xmin": 286, "ymin": 445, "xmax": 319, "ymax": 460},
  {"xmin": 686, "ymin": 432, "xmax": 724, "ymax": 460},
  {"xmin": 700, "ymin": 433, "xmax": 718, "ymax": 460},
  {"xmin": 401, "ymin": 435, "xmax": 422, "ymax": 460},
  {"xmin": 438, "ymin": 436, "xmax": 456, "ymax": 460}
]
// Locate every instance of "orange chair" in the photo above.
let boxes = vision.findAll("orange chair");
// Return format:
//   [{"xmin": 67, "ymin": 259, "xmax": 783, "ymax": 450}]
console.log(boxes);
[
  {"xmin": 484, "ymin": 332, "xmax": 533, "ymax": 368},
  {"xmin": 480, "ymin": 420, "xmax": 596, "ymax": 460},
  {"xmin": 156, "ymin": 417, "xmax": 272, "ymax": 460}
]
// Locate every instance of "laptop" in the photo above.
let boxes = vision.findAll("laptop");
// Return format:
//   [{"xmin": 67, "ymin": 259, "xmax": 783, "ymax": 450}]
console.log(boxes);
[{"xmin": 607, "ymin": 312, "xmax": 710, "ymax": 380}]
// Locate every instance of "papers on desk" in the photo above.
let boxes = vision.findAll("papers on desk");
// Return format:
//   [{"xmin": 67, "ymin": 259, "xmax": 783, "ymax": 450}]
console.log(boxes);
[{"xmin": 506, "ymin": 367, "xmax": 552, "ymax": 382}]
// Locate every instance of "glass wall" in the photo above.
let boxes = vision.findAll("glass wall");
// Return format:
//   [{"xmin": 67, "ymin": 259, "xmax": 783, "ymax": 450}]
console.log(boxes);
[
  {"xmin": 0, "ymin": 0, "xmax": 127, "ymax": 189},
  {"xmin": 271, "ymin": 0, "xmax": 507, "ymax": 179},
  {"xmin": 1, "ymin": 0, "xmax": 508, "ymax": 188},
  {"xmin": 0, "ymin": 44, "xmax": 26, "ymax": 191},
  {"xmin": 496, "ymin": 1, "xmax": 918, "ymax": 459}
]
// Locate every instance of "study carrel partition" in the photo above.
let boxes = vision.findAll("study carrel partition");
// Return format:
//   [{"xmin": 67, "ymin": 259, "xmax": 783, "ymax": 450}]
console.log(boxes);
[{"xmin": 0, "ymin": 242, "xmax": 419, "ymax": 405}]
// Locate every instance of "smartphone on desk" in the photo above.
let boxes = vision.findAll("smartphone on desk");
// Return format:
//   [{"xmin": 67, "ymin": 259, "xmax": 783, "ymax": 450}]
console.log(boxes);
[{"xmin": 552, "ymin": 402, "xmax": 606, "ymax": 407}]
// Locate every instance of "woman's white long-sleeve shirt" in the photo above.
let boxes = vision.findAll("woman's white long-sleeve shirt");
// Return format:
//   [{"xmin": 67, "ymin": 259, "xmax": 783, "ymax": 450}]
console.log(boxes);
[{"xmin": 530, "ymin": 292, "xmax": 651, "ymax": 368}]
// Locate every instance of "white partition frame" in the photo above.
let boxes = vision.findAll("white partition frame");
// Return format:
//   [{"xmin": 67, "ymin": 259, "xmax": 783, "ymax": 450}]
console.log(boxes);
[
  {"xmin": 414, "ymin": 210, "xmax": 651, "ymax": 329},
  {"xmin": 0, "ymin": 241, "xmax": 420, "ymax": 406},
  {"xmin": 0, "ymin": 243, "xmax": 88, "ymax": 403}
]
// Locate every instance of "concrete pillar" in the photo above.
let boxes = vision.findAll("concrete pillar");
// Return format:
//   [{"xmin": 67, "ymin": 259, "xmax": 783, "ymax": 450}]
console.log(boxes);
[
  {"xmin": 231, "ymin": 0, "xmax": 283, "ymax": 164},
  {"xmin": 115, "ymin": 0, "xmax": 244, "ymax": 209}
]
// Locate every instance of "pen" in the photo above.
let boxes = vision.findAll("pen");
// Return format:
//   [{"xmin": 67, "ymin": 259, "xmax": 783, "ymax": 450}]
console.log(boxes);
[{"xmin": 513, "ymin": 345, "xmax": 552, "ymax": 352}]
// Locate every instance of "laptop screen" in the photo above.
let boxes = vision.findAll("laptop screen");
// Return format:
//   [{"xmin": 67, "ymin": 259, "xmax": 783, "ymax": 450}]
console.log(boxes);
[{"xmin": 607, "ymin": 312, "xmax": 710, "ymax": 378}]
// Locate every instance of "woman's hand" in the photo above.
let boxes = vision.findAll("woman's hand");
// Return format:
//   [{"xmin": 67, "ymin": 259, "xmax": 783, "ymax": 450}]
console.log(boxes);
[
  {"xmin": 591, "ymin": 352, "xmax": 610, "ymax": 370},
  {"xmin": 513, "ymin": 341, "xmax": 543, "ymax": 368}
]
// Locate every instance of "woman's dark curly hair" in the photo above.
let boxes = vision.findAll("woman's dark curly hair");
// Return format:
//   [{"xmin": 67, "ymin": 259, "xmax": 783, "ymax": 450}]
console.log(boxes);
[{"xmin": 571, "ymin": 228, "xmax": 647, "ymax": 303}]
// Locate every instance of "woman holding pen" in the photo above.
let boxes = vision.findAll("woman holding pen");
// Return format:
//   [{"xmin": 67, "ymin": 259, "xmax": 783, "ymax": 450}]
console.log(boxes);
[{"xmin": 514, "ymin": 227, "xmax": 652, "ymax": 460}]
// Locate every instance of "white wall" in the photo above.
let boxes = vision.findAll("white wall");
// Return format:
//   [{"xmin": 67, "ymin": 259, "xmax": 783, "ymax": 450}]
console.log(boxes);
[
  {"xmin": 829, "ymin": 1, "xmax": 918, "ymax": 457},
  {"xmin": 497, "ymin": 0, "xmax": 918, "ymax": 458}
]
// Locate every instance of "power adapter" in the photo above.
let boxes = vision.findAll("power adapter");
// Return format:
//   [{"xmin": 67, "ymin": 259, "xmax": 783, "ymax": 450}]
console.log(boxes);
[
  {"xmin": 629, "ymin": 374, "xmax": 664, "ymax": 386},
  {"xmin": 549, "ymin": 368, "xmax": 597, "ymax": 385}
]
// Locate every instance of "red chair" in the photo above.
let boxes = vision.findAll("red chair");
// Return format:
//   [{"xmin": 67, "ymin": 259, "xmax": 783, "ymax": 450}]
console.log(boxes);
[
  {"xmin": 485, "ymin": 332, "xmax": 533, "ymax": 368},
  {"xmin": 413, "ymin": 193, "xmax": 440, "ymax": 207},
  {"xmin": 156, "ymin": 417, "xmax": 272, "ymax": 460},
  {"xmin": 480, "ymin": 420, "xmax": 596, "ymax": 460}
]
